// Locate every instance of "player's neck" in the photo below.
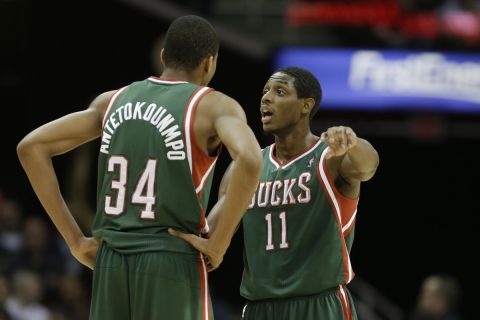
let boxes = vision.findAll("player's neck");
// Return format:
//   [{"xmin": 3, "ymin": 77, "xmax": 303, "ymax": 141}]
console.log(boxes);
[
  {"xmin": 160, "ymin": 68, "xmax": 202, "ymax": 85},
  {"xmin": 274, "ymin": 129, "xmax": 317, "ymax": 164}
]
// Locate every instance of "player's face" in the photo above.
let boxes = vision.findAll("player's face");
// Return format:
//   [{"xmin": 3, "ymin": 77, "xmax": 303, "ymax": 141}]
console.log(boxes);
[{"xmin": 260, "ymin": 72, "xmax": 302, "ymax": 134}]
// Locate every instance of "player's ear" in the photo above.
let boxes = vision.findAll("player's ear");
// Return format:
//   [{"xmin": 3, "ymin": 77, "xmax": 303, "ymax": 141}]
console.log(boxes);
[
  {"xmin": 204, "ymin": 55, "xmax": 215, "ymax": 73},
  {"xmin": 160, "ymin": 49, "xmax": 166, "ymax": 66},
  {"xmin": 302, "ymin": 98, "xmax": 315, "ymax": 116}
]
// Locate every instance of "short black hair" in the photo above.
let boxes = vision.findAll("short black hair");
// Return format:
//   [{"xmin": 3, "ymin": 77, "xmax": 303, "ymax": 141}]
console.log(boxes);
[
  {"xmin": 276, "ymin": 67, "xmax": 322, "ymax": 119},
  {"xmin": 163, "ymin": 15, "xmax": 219, "ymax": 71}
]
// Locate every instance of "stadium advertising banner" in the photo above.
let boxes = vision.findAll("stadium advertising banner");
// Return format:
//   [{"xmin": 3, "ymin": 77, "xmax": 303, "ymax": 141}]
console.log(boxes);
[{"xmin": 274, "ymin": 48, "xmax": 480, "ymax": 112}]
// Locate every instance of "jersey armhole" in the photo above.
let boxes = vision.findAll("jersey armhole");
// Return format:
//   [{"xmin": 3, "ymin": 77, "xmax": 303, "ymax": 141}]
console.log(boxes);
[
  {"xmin": 189, "ymin": 87, "xmax": 219, "ymax": 159},
  {"xmin": 316, "ymin": 147, "xmax": 359, "ymax": 233},
  {"xmin": 184, "ymin": 87, "xmax": 221, "ymax": 195},
  {"xmin": 102, "ymin": 86, "xmax": 127, "ymax": 127}
]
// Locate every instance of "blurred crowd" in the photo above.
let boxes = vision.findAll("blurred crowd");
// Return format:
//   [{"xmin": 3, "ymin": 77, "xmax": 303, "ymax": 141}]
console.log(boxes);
[{"xmin": 0, "ymin": 191, "xmax": 91, "ymax": 320}]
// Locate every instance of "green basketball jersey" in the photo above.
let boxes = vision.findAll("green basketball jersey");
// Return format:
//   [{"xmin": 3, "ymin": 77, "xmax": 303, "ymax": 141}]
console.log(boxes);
[
  {"xmin": 240, "ymin": 139, "xmax": 359, "ymax": 300},
  {"xmin": 92, "ymin": 77, "xmax": 218, "ymax": 254}
]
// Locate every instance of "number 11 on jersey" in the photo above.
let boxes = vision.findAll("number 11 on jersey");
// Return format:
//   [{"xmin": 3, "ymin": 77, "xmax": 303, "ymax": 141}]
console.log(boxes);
[{"xmin": 265, "ymin": 212, "xmax": 289, "ymax": 251}]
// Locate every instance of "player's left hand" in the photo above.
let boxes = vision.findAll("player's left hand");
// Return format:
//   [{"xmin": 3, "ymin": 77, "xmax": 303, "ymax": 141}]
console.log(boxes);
[
  {"xmin": 70, "ymin": 236, "xmax": 102, "ymax": 270},
  {"xmin": 320, "ymin": 126, "xmax": 358, "ymax": 159},
  {"xmin": 168, "ymin": 228, "xmax": 223, "ymax": 272}
]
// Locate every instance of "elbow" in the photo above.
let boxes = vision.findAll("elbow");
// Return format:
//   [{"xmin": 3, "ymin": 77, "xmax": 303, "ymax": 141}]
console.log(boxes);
[
  {"xmin": 17, "ymin": 137, "xmax": 40, "ymax": 165},
  {"xmin": 358, "ymin": 170, "xmax": 376, "ymax": 182},
  {"xmin": 359, "ymin": 157, "xmax": 380, "ymax": 182},
  {"xmin": 17, "ymin": 138, "xmax": 32, "ymax": 162},
  {"xmin": 237, "ymin": 148, "xmax": 263, "ymax": 179}
]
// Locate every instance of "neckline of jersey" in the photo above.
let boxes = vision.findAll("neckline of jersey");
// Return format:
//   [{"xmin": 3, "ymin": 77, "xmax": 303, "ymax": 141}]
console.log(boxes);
[
  {"xmin": 148, "ymin": 76, "xmax": 189, "ymax": 84},
  {"xmin": 269, "ymin": 138, "xmax": 322, "ymax": 170}
]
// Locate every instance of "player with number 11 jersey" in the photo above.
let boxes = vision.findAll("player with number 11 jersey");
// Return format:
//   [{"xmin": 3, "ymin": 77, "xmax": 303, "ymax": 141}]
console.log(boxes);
[{"xmin": 241, "ymin": 139, "xmax": 358, "ymax": 301}]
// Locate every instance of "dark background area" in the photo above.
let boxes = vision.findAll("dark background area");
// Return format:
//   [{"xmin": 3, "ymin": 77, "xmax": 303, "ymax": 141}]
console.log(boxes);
[{"xmin": 1, "ymin": 0, "xmax": 478, "ymax": 319}]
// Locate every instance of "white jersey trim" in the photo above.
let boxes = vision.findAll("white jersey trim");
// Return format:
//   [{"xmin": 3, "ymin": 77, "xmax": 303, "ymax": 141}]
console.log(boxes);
[
  {"xmin": 319, "ymin": 147, "xmax": 342, "ymax": 224},
  {"xmin": 268, "ymin": 138, "xmax": 322, "ymax": 170},
  {"xmin": 147, "ymin": 77, "xmax": 188, "ymax": 84},
  {"xmin": 184, "ymin": 87, "xmax": 211, "ymax": 174},
  {"xmin": 195, "ymin": 159, "xmax": 217, "ymax": 194},
  {"xmin": 342, "ymin": 209, "xmax": 357, "ymax": 233},
  {"xmin": 201, "ymin": 221, "xmax": 210, "ymax": 235},
  {"xmin": 102, "ymin": 87, "xmax": 127, "ymax": 127},
  {"xmin": 339, "ymin": 285, "xmax": 348, "ymax": 305},
  {"xmin": 319, "ymin": 147, "xmax": 354, "ymax": 283},
  {"xmin": 199, "ymin": 253, "xmax": 210, "ymax": 320}
]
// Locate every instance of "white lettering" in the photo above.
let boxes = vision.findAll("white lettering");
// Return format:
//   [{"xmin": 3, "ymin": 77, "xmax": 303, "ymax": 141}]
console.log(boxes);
[
  {"xmin": 100, "ymin": 144, "xmax": 109, "ymax": 154},
  {"xmin": 165, "ymin": 139, "xmax": 184, "ymax": 150},
  {"xmin": 257, "ymin": 182, "xmax": 272, "ymax": 207},
  {"xmin": 282, "ymin": 179, "xmax": 297, "ymax": 205},
  {"xmin": 101, "ymin": 101, "xmax": 185, "ymax": 161},
  {"xmin": 150, "ymin": 107, "xmax": 166, "ymax": 126},
  {"xmin": 167, "ymin": 151, "xmax": 185, "ymax": 160},
  {"xmin": 297, "ymin": 172, "xmax": 311, "ymax": 203},
  {"xmin": 143, "ymin": 103, "xmax": 156, "ymax": 121},
  {"xmin": 101, "ymin": 131, "xmax": 111, "ymax": 145},
  {"xmin": 349, "ymin": 51, "xmax": 480, "ymax": 103},
  {"xmin": 249, "ymin": 173, "xmax": 312, "ymax": 209},
  {"xmin": 156, "ymin": 114, "xmax": 174, "ymax": 132},
  {"xmin": 104, "ymin": 120, "xmax": 114, "ymax": 134},
  {"xmin": 124, "ymin": 103, "xmax": 132, "ymax": 120},
  {"xmin": 115, "ymin": 106, "xmax": 124, "ymax": 123},
  {"xmin": 133, "ymin": 102, "xmax": 145, "ymax": 119},
  {"xmin": 161, "ymin": 125, "xmax": 181, "ymax": 143},
  {"xmin": 110, "ymin": 113, "xmax": 119, "ymax": 130},
  {"xmin": 270, "ymin": 180, "xmax": 283, "ymax": 206}
]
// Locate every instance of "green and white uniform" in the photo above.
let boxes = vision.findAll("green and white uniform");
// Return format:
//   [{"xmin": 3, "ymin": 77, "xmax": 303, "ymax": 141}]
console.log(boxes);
[
  {"xmin": 241, "ymin": 139, "xmax": 359, "ymax": 320},
  {"xmin": 90, "ymin": 77, "xmax": 218, "ymax": 320}
]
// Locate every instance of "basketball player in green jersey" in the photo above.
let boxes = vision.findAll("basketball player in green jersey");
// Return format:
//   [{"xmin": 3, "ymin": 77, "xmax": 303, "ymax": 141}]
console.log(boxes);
[
  {"xmin": 17, "ymin": 15, "xmax": 262, "ymax": 320},
  {"xmin": 172, "ymin": 66, "xmax": 379, "ymax": 319}
]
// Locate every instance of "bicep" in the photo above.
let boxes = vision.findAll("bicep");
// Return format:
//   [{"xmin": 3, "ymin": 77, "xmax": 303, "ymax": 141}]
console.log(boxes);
[
  {"xmin": 213, "ymin": 104, "xmax": 259, "ymax": 162},
  {"xmin": 338, "ymin": 157, "xmax": 359, "ymax": 182},
  {"xmin": 327, "ymin": 157, "xmax": 361, "ymax": 198},
  {"xmin": 37, "ymin": 110, "xmax": 102, "ymax": 155},
  {"xmin": 328, "ymin": 156, "xmax": 360, "ymax": 183},
  {"xmin": 200, "ymin": 91, "xmax": 260, "ymax": 161}
]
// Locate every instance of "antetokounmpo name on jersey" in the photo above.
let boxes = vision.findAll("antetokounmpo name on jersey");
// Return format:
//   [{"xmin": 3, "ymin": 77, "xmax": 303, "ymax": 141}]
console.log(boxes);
[
  {"xmin": 248, "ymin": 172, "xmax": 312, "ymax": 209},
  {"xmin": 100, "ymin": 102, "xmax": 185, "ymax": 160}
]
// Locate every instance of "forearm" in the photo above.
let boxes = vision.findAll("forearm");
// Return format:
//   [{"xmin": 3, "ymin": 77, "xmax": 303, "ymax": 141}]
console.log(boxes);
[
  {"xmin": 206, "ymin": 196, "xmax": 224, "ymax": 234},
  {"xmin": 207, "ymin": 155, "xmax": 260, "ymax": 254},
  {"xmin": 18, "ymin": 144, "xmax": 84, "ymax": 247},
  {"xmin": 343, "ymin": 138, "xmax": 379, "ymax": 181}
]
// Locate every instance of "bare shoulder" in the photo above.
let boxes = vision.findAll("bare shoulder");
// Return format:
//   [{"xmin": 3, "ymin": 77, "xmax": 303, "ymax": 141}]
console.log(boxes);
[
  {"xmin": 198, "ymin": 90, "xmax": 246, "ymax": 120},
  {"xmin": 88, "ymin": 90, "xmax": 117, "ymax": 113}
]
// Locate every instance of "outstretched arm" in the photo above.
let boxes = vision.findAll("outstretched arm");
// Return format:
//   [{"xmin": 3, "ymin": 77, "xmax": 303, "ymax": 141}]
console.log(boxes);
[
  {"xmin": 17, "ymin": 91, "xmax": 115, "ymax": 269},
  {"xmin": 322, "ymin": 126, "xmax": 379, "ymax": 199}
]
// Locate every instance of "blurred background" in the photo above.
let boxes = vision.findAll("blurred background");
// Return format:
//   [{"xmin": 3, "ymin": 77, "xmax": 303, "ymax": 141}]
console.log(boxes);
[{"xmin": 1, "ymin": 0, "xmax": 479, "ymax": 319}]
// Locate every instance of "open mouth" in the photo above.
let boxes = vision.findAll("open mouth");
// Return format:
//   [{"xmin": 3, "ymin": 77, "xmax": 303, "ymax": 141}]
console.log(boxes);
[{"xmin": 261, "ymin": 111, "xmax": 273, "ymax": 123}]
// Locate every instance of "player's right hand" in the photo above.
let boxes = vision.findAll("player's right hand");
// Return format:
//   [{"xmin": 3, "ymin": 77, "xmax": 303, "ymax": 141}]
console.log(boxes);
[
  {"xmin": 70, "ymin": 236, "xmax": 102, "ymax": 270},
  {"xmin": 320, "ymin": 126, "xmax": 358, "ymax": 159},
  {"xmin": 168, "ymin": 228, "xmax": 223, "ymax": 271}
]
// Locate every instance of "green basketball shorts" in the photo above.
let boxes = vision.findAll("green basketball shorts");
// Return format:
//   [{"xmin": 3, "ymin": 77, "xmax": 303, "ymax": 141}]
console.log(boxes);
[
  {"xmin": 89, "ymin": 243, "xmax": 214, "ymax": 320},
  {"xmin": 242, "ymin": 285, "xmax": 357, "ymax": 320}
]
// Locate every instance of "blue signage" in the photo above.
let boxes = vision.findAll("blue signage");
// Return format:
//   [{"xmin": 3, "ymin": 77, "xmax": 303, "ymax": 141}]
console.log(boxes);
[{"xmin": 274, "ymin": 48, "xmax": 480, "ymax": 113}]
